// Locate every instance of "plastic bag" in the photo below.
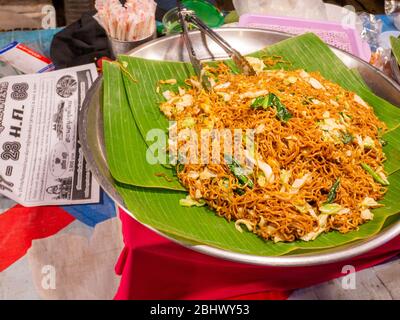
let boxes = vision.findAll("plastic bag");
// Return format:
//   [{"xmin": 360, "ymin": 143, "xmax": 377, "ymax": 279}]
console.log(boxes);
[
  {"xmin": 359, "ymin": 13, "xmax": 383, "ymax": 52},
  {"xmin": 358, "ymin": 13, "xmax": 393, "ymax": 73},
  {"xmin": 232, "ymin": 0, "xmax": 327, "ymax": 21}
]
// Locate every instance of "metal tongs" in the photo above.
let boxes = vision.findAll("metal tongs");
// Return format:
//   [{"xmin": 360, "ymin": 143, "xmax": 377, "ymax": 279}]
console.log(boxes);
[{"xmin": 177, "ymin": 1, "xmax": 256, "ymax": 91}]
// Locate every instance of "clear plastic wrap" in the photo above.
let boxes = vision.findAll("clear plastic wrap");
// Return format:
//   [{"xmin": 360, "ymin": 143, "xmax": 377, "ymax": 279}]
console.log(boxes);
[
  {"xmin": 358, "ymin": 13, "xmax": 393, "ymax": 74},
  {"xmin": 359, "ymin": 13, "xmax": 383, "ymax": 52},
  {"xmin": 232, "ymin": 0, "xmax": 327, "ymax": 21}
]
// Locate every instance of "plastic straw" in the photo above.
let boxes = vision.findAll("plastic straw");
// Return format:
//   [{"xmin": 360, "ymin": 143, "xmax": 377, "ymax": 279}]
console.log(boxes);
[{"xmin": 96, "ymin": 0, "xmax": 156, "ymax": 41}]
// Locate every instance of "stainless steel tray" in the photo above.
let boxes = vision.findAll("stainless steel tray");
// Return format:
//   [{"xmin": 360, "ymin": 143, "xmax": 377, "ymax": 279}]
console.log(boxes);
[
  {"xmin": 391, "ymin": 53, "xmax": 400, "ymax": 84},
  {"xmin": 79, "ymin": 28, "xmax": 400, "ymax": 266}
]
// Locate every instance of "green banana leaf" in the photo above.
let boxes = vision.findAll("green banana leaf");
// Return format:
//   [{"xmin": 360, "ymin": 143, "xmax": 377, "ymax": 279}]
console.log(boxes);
[
  {"xmin": 117, "ymin": 34, "xmax": 400, "ymax": 176},
  {"xmin": 103, "ymin": 61, "xmax": 184, "ymax": 190},
  {"xmin": 103, "ymin": 33, "xmax": 400, "ymax": 256},
  {"xmin": 114, "ymin": 171, "xmax": 400, "ymax": 256},
  {"xmin": 391, "ymin": 35, "xmax": 400, "ymax": 66}
]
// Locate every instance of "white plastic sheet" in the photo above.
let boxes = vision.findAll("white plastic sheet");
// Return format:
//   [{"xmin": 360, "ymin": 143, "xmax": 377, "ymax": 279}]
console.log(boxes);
[{"xmin": 232, "ymin": 0, "xmax": 328, "ymax": 21}]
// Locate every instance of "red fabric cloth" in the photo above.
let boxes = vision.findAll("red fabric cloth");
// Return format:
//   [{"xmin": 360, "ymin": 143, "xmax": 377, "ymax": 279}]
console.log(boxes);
[
  {"xmin": 114, "ymin": 208, "xmax": 400, "ymax": 300},
  {"xmin": 0, "ymin": 205, "xmax": 75, "ymax": 271}
]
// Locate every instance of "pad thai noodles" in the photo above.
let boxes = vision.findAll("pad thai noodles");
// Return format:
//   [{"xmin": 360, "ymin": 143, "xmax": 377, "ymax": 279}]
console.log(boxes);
[{"xmin": 158, "ymin": 57, "xmax": 388, "ymax": 243}]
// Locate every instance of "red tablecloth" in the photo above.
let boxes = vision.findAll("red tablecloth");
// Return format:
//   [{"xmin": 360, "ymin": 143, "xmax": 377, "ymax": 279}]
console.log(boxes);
[{"xmin": 114, "ymin": 209, "xmax": 400, "ymax": 300}]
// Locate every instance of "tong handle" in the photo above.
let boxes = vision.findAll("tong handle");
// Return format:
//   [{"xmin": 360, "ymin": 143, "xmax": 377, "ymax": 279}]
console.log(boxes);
[
  {"xmin": 177, "ymin": 3, "xmax": 212, "ymax": 90},
  {"xmin": 177, "ymin": 0, "xmax": 255, "ymax": 91},
  {"xmin": 185, "ymin": 14, "xmax": 256, "ymax": 76},
  {"xmin": 177, "ymin": 4, "xmax": 201, "ymax": 74}
]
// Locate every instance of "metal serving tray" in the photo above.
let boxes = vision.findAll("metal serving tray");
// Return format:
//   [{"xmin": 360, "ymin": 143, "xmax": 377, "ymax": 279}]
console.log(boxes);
[{"xmin": 79, "ymin": 28, "xmax": 400, "ymax": 266}]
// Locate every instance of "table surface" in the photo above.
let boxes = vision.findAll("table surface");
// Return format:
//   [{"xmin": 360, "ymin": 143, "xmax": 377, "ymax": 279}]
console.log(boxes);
[{"xmin": 290, "ymin": 257, "xmax": 400, "ymax": 299}]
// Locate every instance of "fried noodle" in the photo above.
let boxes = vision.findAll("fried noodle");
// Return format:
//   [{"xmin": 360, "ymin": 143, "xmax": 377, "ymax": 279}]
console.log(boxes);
[{"xmin": 158, "ymin": 60, "xmax": 388, "ymax": 243}]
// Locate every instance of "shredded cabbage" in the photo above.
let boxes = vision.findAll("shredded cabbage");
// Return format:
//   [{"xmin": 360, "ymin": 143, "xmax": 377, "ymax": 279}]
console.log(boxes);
[
  {"xmin": 179, "ymin": 195, "xmax": 205, "ymax": 207},
  {"xmin": 290, "ymin": 173, "xmax": 311, "ymax": 194},
  {"xmin": 182, "ymin": 117, "xmax": 196, "ymax": 128},
  {"xmin": 235, "ymin": 219, "xmax": 254, "ymax": 233},
  {"xmin": 361, "ymin": 197, "xmax": 380, "ymax": 208},
  {"xmin": 319, "ymin": 203, "xmax": 344, "ymax": 215},
  {"xmin": 361, "ymin": 209, "xmax": 374, "ymax": 220},
  {"xmin": 244, "ymin": 57, "xmax": 266, "ymax": 74}
]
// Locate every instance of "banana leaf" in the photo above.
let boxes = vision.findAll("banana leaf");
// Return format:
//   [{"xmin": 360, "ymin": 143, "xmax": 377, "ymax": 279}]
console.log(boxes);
[
  {"xmin": 103, "ymin": 61, "xmax": 184, "ymax": 190},
  {"xmin": 391, "ymin": 36, "xmax": 400, "ymax": 66},
  {"xmin": 114, "ymin": 171, "xmax": 400, "ymax": 256},
  {"xmin": 104, "ymin": 33, "xmax": 400, "ymax": 256}
]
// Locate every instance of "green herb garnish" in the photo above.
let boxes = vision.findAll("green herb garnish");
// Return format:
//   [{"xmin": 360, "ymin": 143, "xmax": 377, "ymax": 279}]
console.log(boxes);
[
  {"xmin": 325, "ymin": 178, "xmax": 340, "ymax": 204},
  {"xmin": 250, "ymin": 93, "xmax": 293, "ymax": 122},
  {"xmin": 251, "ymin": 96, "xmax": 269, "ymax": 109},
  {"xmin": 226, "ymin": 156, "xmax": 254, "ymax": 189},
  {"xmin": 361, "ymin": 163, "xmax": 389, "ymax": 186},
  {"xmin": 267, "ymin": 93, "xmax": 292, "ymax": 122},
  {"xmin": 341, "ymin": 132, "xmax": 354, "ymax": 144}
]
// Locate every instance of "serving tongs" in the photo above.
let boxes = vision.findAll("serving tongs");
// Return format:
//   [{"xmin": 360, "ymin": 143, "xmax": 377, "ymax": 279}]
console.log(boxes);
[{"xmin": 177, "ymin": 1, "xmax": 256, "ymax": 91}]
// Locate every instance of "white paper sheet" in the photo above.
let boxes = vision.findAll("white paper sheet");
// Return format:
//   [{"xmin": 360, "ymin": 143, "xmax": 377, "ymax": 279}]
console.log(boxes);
[{"xmin": 0, "ymin": 64, "xmax": 100, "ymax": 206}]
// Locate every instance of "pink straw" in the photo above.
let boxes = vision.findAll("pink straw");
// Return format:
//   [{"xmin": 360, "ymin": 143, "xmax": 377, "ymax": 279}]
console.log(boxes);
[{"xmin": 95, "ymin": 0, "xmax": 156, "ymax": 41}]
